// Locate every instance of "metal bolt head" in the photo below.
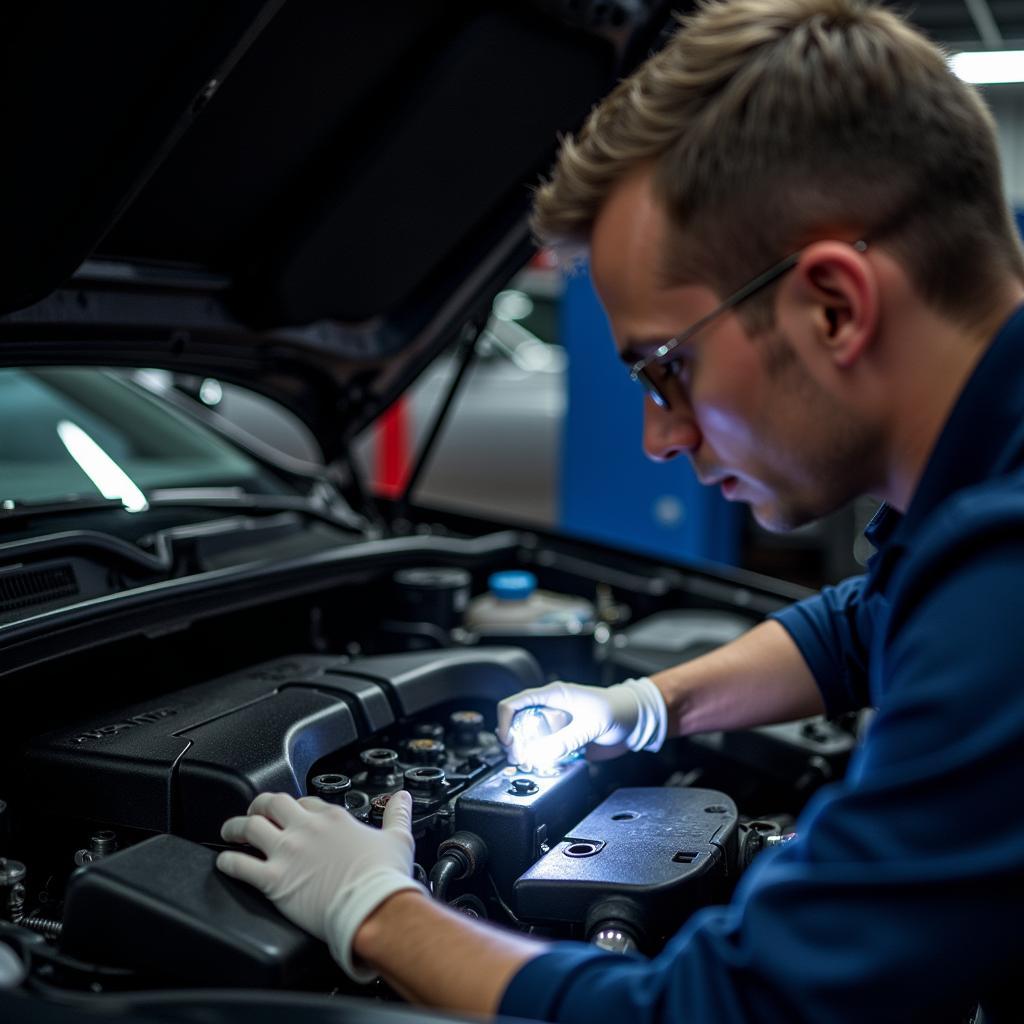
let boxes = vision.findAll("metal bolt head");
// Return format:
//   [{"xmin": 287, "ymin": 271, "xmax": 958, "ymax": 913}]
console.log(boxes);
[{"xmin": 508, "ymin": 777, "xmax": 539, "ymax": 796}]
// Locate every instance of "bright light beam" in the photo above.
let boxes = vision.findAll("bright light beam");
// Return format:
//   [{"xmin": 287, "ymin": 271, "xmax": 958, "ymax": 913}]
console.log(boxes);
[
  {"xmin": 509, "ymin": 706, "xmax": 559, "ymax": 774},
  {"xmin": 56, "ymin": 420, "xmax": 148, "ymax": 512},
  {"xmin": 949, "ymin": 50, "xmax": 1024, "ymax": 85}
]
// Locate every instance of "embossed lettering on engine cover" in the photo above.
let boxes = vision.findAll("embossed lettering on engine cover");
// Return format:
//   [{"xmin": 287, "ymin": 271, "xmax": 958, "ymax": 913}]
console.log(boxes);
[{"xmin": 71, "ymin": 707, "xmax": 179, "ymax": 744}]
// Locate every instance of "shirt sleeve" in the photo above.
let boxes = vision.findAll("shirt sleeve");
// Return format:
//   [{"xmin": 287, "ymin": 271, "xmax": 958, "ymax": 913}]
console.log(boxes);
[
  {"xmin": 500, "ymin": 530, "xmax": 1024, "ymax": 1024},
  {"xmin": 768, "ymin": 575, "xmax": 872, "ymax": 715}
]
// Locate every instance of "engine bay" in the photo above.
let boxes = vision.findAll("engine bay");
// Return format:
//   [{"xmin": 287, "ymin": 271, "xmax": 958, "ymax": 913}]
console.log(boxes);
[{"xmin": 0, "ymin": 532, "xmax": 856, "ymax": 1001}]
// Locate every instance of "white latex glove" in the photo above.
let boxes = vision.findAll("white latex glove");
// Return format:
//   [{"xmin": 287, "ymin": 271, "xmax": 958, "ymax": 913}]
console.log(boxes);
[
  {"xmin": 217, "ymin": 790, "xmax": 425, "ymax": 982},
  {"xmin": 496, "ymin": 677, "xmax": 667, "ymax": 765}
]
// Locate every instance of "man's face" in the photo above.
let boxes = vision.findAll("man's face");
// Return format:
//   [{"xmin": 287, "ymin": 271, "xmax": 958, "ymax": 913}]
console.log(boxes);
[{"xmin": 589, "ymin": 169, "xmax": 875, "ymax": 532}]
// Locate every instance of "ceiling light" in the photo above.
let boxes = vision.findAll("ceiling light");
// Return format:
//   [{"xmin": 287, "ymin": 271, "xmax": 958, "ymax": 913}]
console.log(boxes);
[
  {"xmin": 949, "ymin": 50, "xmax": 1024, "ymax": 85},
  {"xmin": 56, "ymin": 420, "xmax": 148, "ymax": 512}
]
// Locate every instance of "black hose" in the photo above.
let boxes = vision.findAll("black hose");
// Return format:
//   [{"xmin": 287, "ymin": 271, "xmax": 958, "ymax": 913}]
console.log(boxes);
[{"xmin": 428, "ymin": 854, "xmax": 463, "ymax": 902}]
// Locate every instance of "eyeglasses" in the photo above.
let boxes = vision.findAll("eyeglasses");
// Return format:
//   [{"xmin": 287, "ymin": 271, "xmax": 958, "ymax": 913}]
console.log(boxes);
[{"xmin": 628, "ymin": 240, "xmax": 867, "ymax": 409}]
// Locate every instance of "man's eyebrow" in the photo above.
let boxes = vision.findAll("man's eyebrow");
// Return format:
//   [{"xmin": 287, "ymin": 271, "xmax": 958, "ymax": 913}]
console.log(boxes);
[{"xmin": 619, "ymin": 335, "xmax": 675, "ymax": 365}]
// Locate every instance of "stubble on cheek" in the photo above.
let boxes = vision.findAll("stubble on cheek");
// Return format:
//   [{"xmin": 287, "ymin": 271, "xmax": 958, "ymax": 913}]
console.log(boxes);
[{"xmin": 732, "ymin": 331, "xmax": 875, "ymax": 531}]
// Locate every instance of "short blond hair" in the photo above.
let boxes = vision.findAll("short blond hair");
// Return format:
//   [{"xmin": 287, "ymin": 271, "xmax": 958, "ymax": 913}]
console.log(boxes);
[{"xmin": 533, "ymin": 0, "xmax": 1024, "ymax": 328}]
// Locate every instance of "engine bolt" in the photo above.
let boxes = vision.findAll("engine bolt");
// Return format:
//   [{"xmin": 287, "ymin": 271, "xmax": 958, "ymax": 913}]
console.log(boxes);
[
  {"xmin": 361, "ymin": 748, "xmax": 400, "ymax": 787},
  {"xmin": 404, "ymin": 766, "xmax": 447, "ymax": 804},
  {"xmin": 450, "ymin": 710, "xmax": 484, "ymax": 749},
  {"xmin": 406, "ymin": 738, "xmax": 446, "ymax": 765},
  {"xmin": 413, "ymin": 722, "xmax": 445, "ymax": 742},
  {"xmin": 508, "ymin": 778, "xmax": 539, "ymax": 796},
  {"xmin": 310, "ymin": 774, "xmax": 352, "ymax": 805},
  {"xmin": 74, "ymin": 830, "xmax": 118, "ymax": 867}
]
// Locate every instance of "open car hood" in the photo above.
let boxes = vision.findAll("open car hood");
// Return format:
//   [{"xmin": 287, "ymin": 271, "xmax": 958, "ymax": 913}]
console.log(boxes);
[{"xmin": 0, "ymin": 0, "xmax": 677, "ymax": 461}]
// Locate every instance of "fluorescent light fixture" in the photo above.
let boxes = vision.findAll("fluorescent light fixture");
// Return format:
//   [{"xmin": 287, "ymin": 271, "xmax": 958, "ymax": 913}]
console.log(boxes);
[
  {"xmin": 57, "ymin": 420, "xmax": 148, "ymax": 512},
  {"xmin": 950, "ymin": 50, "xmax": 1024, "ymax": 85}
]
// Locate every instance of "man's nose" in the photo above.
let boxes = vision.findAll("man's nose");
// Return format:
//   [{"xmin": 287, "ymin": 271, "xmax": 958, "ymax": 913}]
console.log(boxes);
[{"xmin": 642, "ymin": 393, "xmax": 702, "ymax": 462}]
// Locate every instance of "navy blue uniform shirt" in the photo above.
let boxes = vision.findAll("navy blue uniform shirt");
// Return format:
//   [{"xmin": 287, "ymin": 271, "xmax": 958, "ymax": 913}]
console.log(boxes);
[{"xmin": 500, "ymin": 304, "xmax": 1024, "ymax": 1023}]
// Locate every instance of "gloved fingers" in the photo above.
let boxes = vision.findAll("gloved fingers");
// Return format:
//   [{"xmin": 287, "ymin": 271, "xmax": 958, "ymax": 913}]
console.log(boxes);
[
  {"xmin": 382, "ymin": 789, "xmax": 413, "ymax": 834},
  {"xmin": 496, "ymin": 694, "xmax": 534, "ymax": 746},
  {"xmin": 506, "ymin": 706, "xmax": 578, "ymax": 766},
  {"xmin": 247, "ymin": 792, "xmax": 306, "ymax": 827},
  {"xmin": 507, "ymin": 735, "xmax": 527, "ymax": 768},
  {"xmin": 297, "ymin": 796, "xmax": 333, "ymax": 813},
  {"xmin": 220, "ymin": 813, "xmax": 282, "ymax": 852},
  {"xmin": 216, "ymin": 849, "xmax": 277, "ymax": 891},
  {"xmin": 529, "ymin": 718, "xmax": 603, "ymax": 763},
  {"xmin": 496, "ymin": 684, "xmax": 564, "ymax": 744}
]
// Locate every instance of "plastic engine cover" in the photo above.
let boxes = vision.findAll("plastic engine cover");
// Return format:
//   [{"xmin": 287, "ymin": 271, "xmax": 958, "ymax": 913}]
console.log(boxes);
[
  {"xmin": 454, "ymin": 759, "xmax": 592, "ymax": 900},
  {"xmin": 60, "ymin": 834, "xmax": 336, "ymax": 987},
  {"xmin": 21, "ymin": 648, "xmax": 541, "ymax": 843},
  {"xmin": 515, "ymin": 787, "xmax": 738, "ymax": 927}
]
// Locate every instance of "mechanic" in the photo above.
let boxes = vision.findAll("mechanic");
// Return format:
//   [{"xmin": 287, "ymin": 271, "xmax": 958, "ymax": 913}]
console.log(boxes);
[{"xmin": 216, "ymin": 0, "xmax": 1024, "ymax": 1019}]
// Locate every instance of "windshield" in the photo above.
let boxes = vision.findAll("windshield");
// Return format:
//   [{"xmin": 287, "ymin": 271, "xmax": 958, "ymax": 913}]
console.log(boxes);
[{"xmin": 1, "ymin": 368, "xmax": 292, "ymax": 505}]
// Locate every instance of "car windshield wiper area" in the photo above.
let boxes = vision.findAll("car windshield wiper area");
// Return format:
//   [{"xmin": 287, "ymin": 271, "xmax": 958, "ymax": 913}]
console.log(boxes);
[
  {"xmin": 0, "ymin": 496, "xmax": 129, "ymax": 524},
  {"xmin": 146, "ymin": 486, "xmax": 371, "ymax": 533},
  {"xmin": 0, "ymin": 486, "xmax": 370, "ymax": 533},
  {"xmin": 0, "ymin": 487, "xmax": 373, "ymax": 588},
  {"xmin": 0, "ymin": 502, "xmax": 371, "ymax": 619}
]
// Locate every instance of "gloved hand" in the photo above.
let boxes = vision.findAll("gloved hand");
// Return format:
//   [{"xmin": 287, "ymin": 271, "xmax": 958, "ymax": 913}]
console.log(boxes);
[
  {"xmin": 217, "ymin": 789, "xmax": 425, "ymax": 982},
  {"xmin": 496, "ymin": 678, "xmax": 668, "ymax": 765}
]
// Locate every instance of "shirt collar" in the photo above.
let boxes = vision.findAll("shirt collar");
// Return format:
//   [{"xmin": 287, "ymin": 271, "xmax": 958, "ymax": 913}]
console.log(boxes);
[
  {"xmin": 863, "ymin": 502, "xmax": 900, "ymax": 548},
  {"xmin": 893, "ymin": 301, "xmax": 1024, "ymax": 541}
]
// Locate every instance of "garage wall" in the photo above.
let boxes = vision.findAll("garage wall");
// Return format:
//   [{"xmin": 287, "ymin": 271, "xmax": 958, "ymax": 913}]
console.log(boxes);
[{"xmin": 984, "ymin": 84, "xmax": 1024, "ymax": 206}]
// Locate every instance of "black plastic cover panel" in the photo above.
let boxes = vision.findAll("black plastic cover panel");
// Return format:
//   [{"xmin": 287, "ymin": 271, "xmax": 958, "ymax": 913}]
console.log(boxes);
[
  {"xmin": 515, "ymin": 787, "xmax": 738, "ymax": 924},
  {"xmin": 22, "ymin": 655, "xmax": 363, "ymax": 837},
  {"xmin": 339, "ymin": 647, "xmax": 545, "ymax": 717},
  {"xmin": 21, "ymin": 647, "xmax": 539, "ymax": 842},
  {"xmin": 455, "ymin": 758, "xmax": 592, "ymax": 897},
  {"xmin": 60, "ymin": 834, "xmax": 335, "ymax": 987}
]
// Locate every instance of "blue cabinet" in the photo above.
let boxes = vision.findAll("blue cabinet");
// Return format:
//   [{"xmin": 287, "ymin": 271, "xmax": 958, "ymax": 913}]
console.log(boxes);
[{"xmin": 557, "ymin": 267, "xmax": 742, "ymax": 566}]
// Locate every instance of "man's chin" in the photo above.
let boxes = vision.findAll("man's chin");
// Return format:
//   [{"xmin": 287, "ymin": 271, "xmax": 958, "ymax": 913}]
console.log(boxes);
[{"xmin": 749, "ymin": 498, "xmax": 818, "ymax": 534}]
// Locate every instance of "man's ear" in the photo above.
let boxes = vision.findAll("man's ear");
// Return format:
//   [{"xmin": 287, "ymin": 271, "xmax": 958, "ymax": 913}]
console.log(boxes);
[{"xmin": 781, "ymin": 240, "xmax": 878, "ymax": 369}]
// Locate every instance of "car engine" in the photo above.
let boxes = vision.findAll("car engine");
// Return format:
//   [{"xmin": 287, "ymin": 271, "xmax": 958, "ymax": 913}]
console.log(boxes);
[{"xmin": 0, "ymin": 548, "xmax": 856, "ymax": 1000}]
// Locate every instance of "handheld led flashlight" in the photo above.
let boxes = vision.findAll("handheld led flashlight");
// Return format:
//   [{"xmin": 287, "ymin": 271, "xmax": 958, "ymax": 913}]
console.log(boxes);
[{"xmin": 509, "ymin": 705, "xmax": 570, "ymax": 774}]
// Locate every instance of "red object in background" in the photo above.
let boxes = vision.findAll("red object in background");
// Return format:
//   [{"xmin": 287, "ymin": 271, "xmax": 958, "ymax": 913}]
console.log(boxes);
[{"xmin": 375, "ymin": 397, "xmax": 411, "ymax": 498}]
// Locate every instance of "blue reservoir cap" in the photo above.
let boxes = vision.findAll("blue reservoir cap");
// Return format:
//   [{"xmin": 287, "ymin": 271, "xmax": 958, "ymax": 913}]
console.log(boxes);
[{"xmin": 488, "ymin": 570, "xmax": 537, "ymax": 601}]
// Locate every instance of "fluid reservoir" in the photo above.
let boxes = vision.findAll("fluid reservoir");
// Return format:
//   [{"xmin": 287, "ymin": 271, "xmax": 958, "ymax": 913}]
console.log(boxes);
[
  {"xmin": 392, "ymin": 567, "xmax": 471, "ymax": 630},
  {"xmin": 465, "ymin": 571, "xmax": 594, "ymax": 634}
]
